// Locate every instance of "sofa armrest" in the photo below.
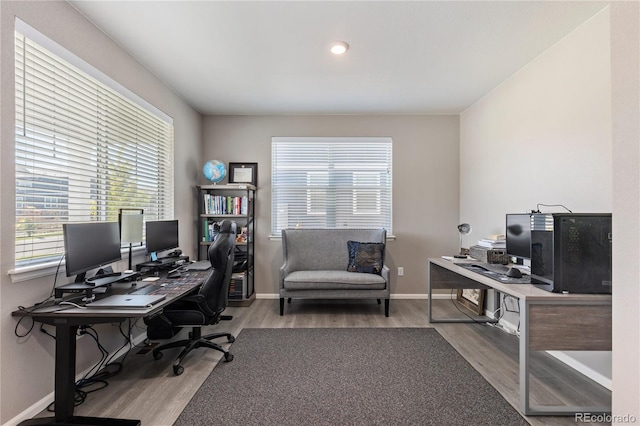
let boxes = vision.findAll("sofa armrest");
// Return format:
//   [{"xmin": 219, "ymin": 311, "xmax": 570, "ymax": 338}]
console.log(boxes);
[
  {"xmin": 381, "ymin": 265, "xmax": 391, "ymax": 291},
  {"xmin": 279, "ymin": 263, "xmax": 291, "ymax": 290}
]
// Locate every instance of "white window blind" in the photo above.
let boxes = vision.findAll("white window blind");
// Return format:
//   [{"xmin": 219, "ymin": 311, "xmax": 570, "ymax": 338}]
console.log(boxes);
[
  {"xmin": 14, "ymin": 26, "xmax": 174, "ymax": 269},
  {"xmin": 271, "ymin": 137, "xmax": 392, "ymax": 235}
]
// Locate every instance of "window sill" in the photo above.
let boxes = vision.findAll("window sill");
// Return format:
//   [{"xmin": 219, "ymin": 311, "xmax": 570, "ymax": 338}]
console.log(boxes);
[
  {"xmin": 8, "ymin": 261, "xmax": 66, "ymax": 283},
  {"xmin": 8, "ymin": 246, "xmax": 146, "ymax": 284}
]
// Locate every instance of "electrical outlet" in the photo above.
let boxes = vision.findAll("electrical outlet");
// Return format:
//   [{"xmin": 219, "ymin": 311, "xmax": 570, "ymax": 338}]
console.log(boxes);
[{"xmin": 398, "ymin": 267, "xmax": 404, "ymax": 276}]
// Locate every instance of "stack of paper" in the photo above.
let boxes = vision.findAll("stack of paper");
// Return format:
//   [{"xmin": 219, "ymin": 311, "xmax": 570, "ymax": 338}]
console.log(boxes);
[{"xmin": 477, "ymin": 234, "xmax": 506, "ymax": 249}]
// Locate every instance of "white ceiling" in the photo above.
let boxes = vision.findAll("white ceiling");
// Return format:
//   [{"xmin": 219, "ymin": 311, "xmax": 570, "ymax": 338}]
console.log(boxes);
[{"xmin": 68, "ymin": 1, "xmax": 608, "ymax": 115}]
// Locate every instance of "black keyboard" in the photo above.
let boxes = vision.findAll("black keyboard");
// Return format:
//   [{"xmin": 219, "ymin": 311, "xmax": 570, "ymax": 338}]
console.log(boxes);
[
  {"xmin": 457, "ymin": 263, "xmax": 530, "ymax": 284},
  {"xmin": 129, "ymin": 273, "xmax": 203, "ymax": 296},
  {"xmin": 130, "ymin": 284, "xmax": 162, "ymax": 295},
  {"xmin": 86, "ymin": 271, "xmax": 138, "ymax": 287},
  {"xmin": 470, "ymin": 263, "xmax": 510, "ymax": 274}
]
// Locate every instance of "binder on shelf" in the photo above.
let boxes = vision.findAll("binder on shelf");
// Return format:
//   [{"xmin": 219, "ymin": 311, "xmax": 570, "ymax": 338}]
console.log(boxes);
[{"xmin": 228, "ymin": 272, "xmax": 246, "ymax": 300}]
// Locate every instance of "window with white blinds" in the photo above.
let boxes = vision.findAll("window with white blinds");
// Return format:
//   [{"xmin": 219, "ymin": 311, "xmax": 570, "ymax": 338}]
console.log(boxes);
[
  {"xmin": 14, "ymin": 24, "xmax": 174, "ymax": 269},
  {"xmin": 271, "ymin": 137, "xmax": 392, "ymax": 235}
]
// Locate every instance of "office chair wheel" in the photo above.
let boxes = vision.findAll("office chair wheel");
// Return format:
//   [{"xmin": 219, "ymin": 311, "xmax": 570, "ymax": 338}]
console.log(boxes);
[
  {"xmin": 224, "ymin": 352, "xmax": 234, "ymax": 362},
  {"xmin": 153, "ymin": 350, "xmax": 163, "ymax": 360},
  {"xmin": 173, "ymin": 365, "xmax": 184, "ymax": 375},
  {"xmin": 227, "ymin": 336, "xmax": 235, "ymax": 343}
]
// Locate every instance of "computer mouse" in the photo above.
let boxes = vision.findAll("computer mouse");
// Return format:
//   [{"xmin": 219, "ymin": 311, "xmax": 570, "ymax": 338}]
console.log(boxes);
[{"xmin": 506, "ymin": 267, "xmax": 523, "ymax": 278}]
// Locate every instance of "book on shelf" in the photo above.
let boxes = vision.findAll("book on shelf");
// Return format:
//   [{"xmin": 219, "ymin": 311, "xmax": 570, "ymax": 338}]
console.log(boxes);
[
  {"xmin": 202, "ymin": 221, "xmax": 220, "ymax": 242},
  {"xmin": 202, "ymin": 194, "xmax": 249, "ymax": 215}
]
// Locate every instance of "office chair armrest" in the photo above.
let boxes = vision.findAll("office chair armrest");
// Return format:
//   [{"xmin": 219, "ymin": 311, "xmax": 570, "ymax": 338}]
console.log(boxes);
[
  {"xmin": 180, "ymin": 294, "xmax": 201, "ymax": 304},
  {"xmin": 187, "ymin": 293, "xmax": 218, "ymax": 317},
  {"xmin": 175, "ymin": 294, "xmax": 216, "ymax": 316}
]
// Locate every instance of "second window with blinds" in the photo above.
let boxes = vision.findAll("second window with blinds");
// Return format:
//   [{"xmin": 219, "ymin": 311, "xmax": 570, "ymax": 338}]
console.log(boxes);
[{"xmin": 271, "ymin": 137, "xmax": 392, "ymax": 236}]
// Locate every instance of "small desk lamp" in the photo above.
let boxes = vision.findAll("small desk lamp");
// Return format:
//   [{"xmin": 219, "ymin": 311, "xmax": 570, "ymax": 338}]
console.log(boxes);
[
  {"xmin": 119, "ymin": 208, "xmax": 144, "ymax": 270},
  {"xmin": 455, "ymin": 223, "xmax": 472, "ymax": 259}
]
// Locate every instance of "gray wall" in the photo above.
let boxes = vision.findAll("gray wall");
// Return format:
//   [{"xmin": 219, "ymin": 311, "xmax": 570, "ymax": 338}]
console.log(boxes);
[
  {"xmin": 201, "ymin": 115, "xmax": 460, "ymax": 297},
  {"xmin": 609, "ymin": 2, "xmax": 640, "ymax": 419},
  {"xmin": 460, "ymin": 5, "xmax": 639, "ymax": 415},
  {"xmin": 0, "ymin": 1, "xmax": 202, "ymax": 423},
  {"xmin": 460, "ymin": 4, "xmax": 612, "ymax": 385}
]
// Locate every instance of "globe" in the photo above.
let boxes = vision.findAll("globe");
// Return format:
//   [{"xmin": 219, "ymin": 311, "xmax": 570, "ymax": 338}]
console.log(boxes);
[{"xmin": 203, "ymin": 160, "xmax": 226, "ymax": 183}]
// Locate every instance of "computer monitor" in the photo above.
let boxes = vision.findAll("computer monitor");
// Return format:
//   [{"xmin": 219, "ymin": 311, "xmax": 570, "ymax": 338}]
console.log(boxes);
[
  {"xmin": 146, "ymin": 220, "xmax": 179, "ymax": 257},
  {"xmin": 63, "ymin": 222, "xmax": 122, "ymax": 283},
  {"xmin": 505, "ymin": 213, "xmax": 532, "ymax": 261}
]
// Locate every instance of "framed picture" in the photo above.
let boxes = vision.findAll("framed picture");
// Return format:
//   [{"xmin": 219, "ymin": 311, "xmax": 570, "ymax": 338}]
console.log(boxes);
[
  {"xmin": 228, "ymin": 162, "xmax": 257, "ymax": 186},
  {"xmin": 456, "ymin": 288, "xmax": 486, "ymax": 315}
]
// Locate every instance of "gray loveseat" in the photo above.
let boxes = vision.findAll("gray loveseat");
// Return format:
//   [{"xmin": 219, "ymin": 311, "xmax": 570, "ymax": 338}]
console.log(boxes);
[{"xmin": 279, "ymin": 228, "xmax": 390, "ymax": 316}]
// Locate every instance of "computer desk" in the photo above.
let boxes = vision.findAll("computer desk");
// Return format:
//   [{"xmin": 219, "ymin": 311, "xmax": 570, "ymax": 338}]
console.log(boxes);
[
  {"xmin": 11, "ymin": 270, "xmax": 209, "ymax": 426},
  {"xmin": 428, "ymin": 257, "xmax": 612, "ymax": 416}
]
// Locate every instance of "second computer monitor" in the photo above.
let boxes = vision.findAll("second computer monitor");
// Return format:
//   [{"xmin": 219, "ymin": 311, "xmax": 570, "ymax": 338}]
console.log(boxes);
[
  {"xmin": 146, "ymin": 220, "xmax": 179, "ymax": 256},
  {"xmin": 505, "ymin": 213, "xmax": 532, "ymax": 261}
]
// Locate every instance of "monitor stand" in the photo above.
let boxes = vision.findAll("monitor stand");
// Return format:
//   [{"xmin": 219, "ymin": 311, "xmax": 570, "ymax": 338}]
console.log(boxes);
[
  {"xmin": 54, "ymin": 282, "xmax": 96, "ymax": 300},
  {"xmin": 73, "ymin": 272, "xmax": 87, "ymax": 284}
]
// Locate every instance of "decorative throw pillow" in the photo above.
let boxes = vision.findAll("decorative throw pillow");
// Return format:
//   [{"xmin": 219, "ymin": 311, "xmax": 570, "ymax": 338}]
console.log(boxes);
[{"xmin": 347, "ymin": 241, "xmax": 385, "ymax": 275}]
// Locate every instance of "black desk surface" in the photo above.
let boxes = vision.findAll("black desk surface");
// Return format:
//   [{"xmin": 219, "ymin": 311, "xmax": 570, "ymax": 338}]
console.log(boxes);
[
  {"xmin": 13, "ymin": 270, "xmax": 208, "ymax": 321},
  {"xmin": 11, "ymin": 269, "xmax": 209, "ymax": 425}
]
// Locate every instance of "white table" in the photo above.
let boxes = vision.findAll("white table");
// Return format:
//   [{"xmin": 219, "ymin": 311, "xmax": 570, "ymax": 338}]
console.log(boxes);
[{"xmin": 428, "ymin": 257, "xmax": 612, "ymax": 416}]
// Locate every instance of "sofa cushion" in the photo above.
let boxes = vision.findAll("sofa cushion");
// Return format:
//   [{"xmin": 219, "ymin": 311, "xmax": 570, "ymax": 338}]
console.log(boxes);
[
  {"xmin": 347, "ymin": 241, "xmax": 385, "ymax": 274},
  {"xmin": 283, "ymin": 270, "xmax": 386, "ymax": 290}
]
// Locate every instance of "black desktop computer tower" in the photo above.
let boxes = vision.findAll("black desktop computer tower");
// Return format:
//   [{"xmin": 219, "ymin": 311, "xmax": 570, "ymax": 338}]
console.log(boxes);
[{"xmin": 530, "ymin": 213, "xmax": 612, "ymax": 294}]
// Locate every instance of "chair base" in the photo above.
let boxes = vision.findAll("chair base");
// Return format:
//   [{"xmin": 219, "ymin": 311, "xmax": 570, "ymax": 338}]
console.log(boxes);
[{"xmin": 152, "ymin": 327, "xmax": 234, "ymax": 375}]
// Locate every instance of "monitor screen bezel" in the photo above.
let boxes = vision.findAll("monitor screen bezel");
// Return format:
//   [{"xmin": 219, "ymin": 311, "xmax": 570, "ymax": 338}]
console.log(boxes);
[
  {"xmin": 506, "ymin": 213, "xmax": 532, "ymax": 260},
  {"xmin": 145, "ymin": 220, "xmax": 179, "ymax": 254},
  {"xmin": 63, "ymin": 222, "xmax": 122, "ymax": 278}
]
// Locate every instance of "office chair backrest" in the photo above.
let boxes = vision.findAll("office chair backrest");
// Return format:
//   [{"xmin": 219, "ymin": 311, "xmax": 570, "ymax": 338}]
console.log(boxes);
[{"xmin": 200, "ymin": 220, "xmax": 236, "ymax": 315}]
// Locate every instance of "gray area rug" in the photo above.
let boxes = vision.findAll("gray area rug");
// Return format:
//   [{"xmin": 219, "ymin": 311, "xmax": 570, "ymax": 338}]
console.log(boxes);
[{"xmin": 174, "ymin": 328, "xmax": 528, "ymax": 425}]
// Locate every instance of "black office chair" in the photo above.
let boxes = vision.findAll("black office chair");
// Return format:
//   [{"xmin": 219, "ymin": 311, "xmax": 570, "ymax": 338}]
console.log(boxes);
[{"xmin": 145, "ymin": 220, "xmax": 237, "ymax": 375}]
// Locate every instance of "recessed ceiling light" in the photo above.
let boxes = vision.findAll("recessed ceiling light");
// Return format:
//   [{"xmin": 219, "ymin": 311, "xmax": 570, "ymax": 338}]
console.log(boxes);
[{"xmin": 330, "ymin": 41, "xmax": 349, "ymax": 55}]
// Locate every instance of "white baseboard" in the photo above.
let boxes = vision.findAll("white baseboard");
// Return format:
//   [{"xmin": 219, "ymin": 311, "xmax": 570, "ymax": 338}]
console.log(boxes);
[{"xmin": 547, "ymin": 351, "xmax": 612, "ymax": 391}]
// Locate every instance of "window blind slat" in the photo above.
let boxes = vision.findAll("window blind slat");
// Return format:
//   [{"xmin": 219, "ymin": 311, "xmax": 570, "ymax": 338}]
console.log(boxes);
[{"xmin": 14, "ymin": 30, "xmax": 174, "ymax": 269}]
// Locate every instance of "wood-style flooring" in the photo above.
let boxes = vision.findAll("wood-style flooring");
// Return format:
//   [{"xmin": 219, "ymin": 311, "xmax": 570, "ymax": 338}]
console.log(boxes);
[{"xmin": 58, "ymin": 299, "xmax": 610, "ymax": 425}]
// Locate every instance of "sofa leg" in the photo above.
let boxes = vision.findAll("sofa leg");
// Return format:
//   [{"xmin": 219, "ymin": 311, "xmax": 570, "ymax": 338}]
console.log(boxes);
[
  {"xmin": 279, "ymin": 298, "xmax": 284, "ymax": 316},
  {"xmin": 377, "ymin": 299, "xmax": 381, "ymax": 305},
  {"xmin": 384, "ymin": 299, "xmax": 389, "ymax": 317}
]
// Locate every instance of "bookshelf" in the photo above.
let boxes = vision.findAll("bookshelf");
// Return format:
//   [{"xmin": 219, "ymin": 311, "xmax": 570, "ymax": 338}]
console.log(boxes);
[{"xmin": 197, "ymin": 184, "xmax": 256, "ymax": 305}]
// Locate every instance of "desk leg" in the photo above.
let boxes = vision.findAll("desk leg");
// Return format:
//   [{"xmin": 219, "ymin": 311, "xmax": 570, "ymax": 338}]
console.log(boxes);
[
  {"xmin": 520, "ymin": 299, "xmax": 612, "ymax": 416},
  {"xmin": 55, "ymin": 324, "xmax": 78, "ymax": 422},
  {"xmin": 519, "ymin": 298, "xmax": 531, "ymax": 415},
  {"xmin": 428, "ymin": 262, "xmax": 496, "ymax": 323},
  {"xmin": 18, "ymin": 322, "xmax": 141, "ymax": 426}
]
